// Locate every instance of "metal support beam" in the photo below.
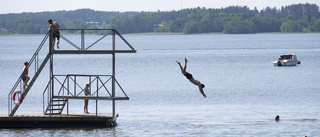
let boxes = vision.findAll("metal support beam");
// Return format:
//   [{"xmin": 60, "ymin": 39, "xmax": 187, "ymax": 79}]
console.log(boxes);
[
  {"xmin": 81, "ymin": 29, "xmax": 85, "ymax": 50},
  {"xmin": 49, "ymin": 30, "xmax": 53, "ymax": 116},
  {"xmin": 112, "ymin": 30, "xmax": 116, "ymax": 117}
]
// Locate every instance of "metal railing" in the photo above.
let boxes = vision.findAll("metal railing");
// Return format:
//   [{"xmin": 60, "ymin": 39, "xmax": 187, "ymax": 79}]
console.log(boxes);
[
  {"xmin": 8, "ymin": 32, "xmax": 50, "ymax": 115},
  {"xmin": 50, "ymin": 29, "xmax": 136, "ymax": 51},
  {"xmin": 43, "ymin": 74, "xmax": 129, "ymax": 115}
]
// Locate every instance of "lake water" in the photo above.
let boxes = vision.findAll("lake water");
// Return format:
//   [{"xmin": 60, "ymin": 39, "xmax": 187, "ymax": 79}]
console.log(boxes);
[{"xmin": 0, "ymin": 33, "xmax": 320, "ymax": 136}]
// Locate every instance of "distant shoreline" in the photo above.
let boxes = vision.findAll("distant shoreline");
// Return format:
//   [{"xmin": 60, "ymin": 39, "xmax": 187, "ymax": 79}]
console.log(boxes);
[{"xmin": 1, "ymin": 32, "xmax": 319, "ymax": 37}]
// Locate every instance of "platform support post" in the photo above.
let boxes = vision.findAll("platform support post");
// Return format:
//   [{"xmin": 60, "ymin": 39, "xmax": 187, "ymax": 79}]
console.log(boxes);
[
  {"xmin": 81, "ymin": 29, "xmax": 84, "ymax": 50},
  {"xmin": 49, "ymin": 29, "xmax": 54, "ymax": 116},
  {"xmin": 112, "ymin": 30, "xmax": 116, "ymax": 117}
]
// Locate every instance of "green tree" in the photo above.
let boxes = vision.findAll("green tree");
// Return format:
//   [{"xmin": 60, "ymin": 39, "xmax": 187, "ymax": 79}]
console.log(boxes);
[
  {"xmin": 199, "ymin": 14, "xmax": 213, "ymax": 32},
  {"xmin": 280, "ymin": 20, "xmax": 302, "ymax": 32},
  {"xmin": 169, "ymin": 17, "xmax": 186, "ymax": 32},
  {"xmin": 311, "ymin": 18, "xmax": 320, "ymax": 31},
  {"xmin": 212, "ymin": 16, "xmax": 231, "ymax": 32},
  {"xmin": 1, "ymin": 4, "xmax": 320, "ymax": 34},
  {"xmin": 224, "ymin": 18, "xmax": 257, "ymax": 34},
  {"xmin": 183, "ymin": 21, "xmax": 200, "ymax": 34},
  {"xmin": 250, "ymin": 15, "xmax": 281, "ymax": 32}
]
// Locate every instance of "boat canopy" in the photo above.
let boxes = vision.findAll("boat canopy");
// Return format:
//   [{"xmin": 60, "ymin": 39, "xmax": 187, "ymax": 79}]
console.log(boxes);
[{"xmin": 279, "ymin": 54, "xmax": 297, "ymax": 60}]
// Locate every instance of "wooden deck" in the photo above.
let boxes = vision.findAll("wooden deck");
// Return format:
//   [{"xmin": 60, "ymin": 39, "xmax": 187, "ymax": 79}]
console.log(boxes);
[{"xmin": 0, "ymin": 113, "xmax": 118, "ymax": 128}]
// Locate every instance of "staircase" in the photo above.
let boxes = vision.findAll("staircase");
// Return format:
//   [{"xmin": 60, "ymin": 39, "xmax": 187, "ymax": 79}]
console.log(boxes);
[
  {"xmin": 8, "ymin": 32, "xmax": 50, "ymax": 116},
  {"xmin": 44, "ymin": 99, "xmax": 68, "ymax": 115},
  {"xmin": 9, "ymin": 53, "xmax": 51, "ymax": 116}
]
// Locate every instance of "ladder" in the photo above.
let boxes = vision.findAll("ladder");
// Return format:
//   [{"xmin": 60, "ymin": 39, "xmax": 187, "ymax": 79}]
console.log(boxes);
[
  {"xmin": 9, "ymin": 53, "xmax": 50, "ymax": 116},
  {"xmin": 44, "ymin": 98, "xmax": 68, "ymax": 115}
]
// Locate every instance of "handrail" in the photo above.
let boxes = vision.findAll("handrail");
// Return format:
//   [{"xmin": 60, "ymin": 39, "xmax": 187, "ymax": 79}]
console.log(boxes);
[
  {"xmin": 50, "ymin": 29, "xmax": 136, "ymax": 52},
  {"xmin": 42, "ymin": 74, "xmax": 129, "ymax": 115},
  {"xmin": 86, "ymin": 31, "xmax": 113, "ymax": 50},
  {"xmin": 8, "ymin": 31, "xmax": 50, "ymax": 115},
  {"xmin": 9, "ymin": 53, "xmax": 50, "ymax": 116},
  {"xmin": 42, "ymin": 79, "xmax": 52, "ymax": 114},
  {"xmin": 114, "ymin": 29, "xmax": 135, "ymax": 50},
  {"xmin": 43, "ymin": 75, "xmax": 128, "ymax": 99}
]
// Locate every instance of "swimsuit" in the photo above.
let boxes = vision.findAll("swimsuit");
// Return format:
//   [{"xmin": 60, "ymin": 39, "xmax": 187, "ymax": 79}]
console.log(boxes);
[
  {"xmin": 184, "ymin": 72, "xmax": 193, "ymax": 80},
  {"xmin": 85, "ymin": 89, "xmax": 90, "ymax": 96},
  {"xmin": 21, "ymin": 74, "xmax": 27, "ymax": 81},
  {"xmin": 53, "ymin": 31, "xmax": 60, "ymax": 38}
]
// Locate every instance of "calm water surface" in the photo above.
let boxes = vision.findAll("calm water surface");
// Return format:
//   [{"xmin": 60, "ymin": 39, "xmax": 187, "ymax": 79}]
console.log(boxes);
[{"xmin": 0, "ymin": 33, "xmax": 320, "ymax": 136}]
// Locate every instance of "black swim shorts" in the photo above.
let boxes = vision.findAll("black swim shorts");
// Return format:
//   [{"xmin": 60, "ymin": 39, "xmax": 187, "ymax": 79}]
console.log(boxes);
[
  {"xmin": 53, "ymin": 31, "xmax": 60, "ymax": 38},
  {"xmin": 184, "ymin": 72, "xmax": 193, "ymax": 79},
  {"xmin": 21, "ymin": 74, "xmax": 27, "ymax": 81}
]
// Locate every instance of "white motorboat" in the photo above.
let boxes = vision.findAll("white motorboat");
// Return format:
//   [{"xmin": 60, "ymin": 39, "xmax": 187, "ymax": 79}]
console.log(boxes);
[{"xmin": 273, "ymin": 54, "xmax": 301, "ymax": 66}]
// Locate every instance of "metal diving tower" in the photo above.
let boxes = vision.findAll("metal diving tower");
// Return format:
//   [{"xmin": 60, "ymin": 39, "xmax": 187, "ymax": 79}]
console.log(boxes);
[{"xmin": 8, "ymin": 29, "xmax": 136, "ymax": 119}]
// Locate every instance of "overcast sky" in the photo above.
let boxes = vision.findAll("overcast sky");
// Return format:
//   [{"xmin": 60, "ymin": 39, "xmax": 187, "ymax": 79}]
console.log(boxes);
[{"xmin": 1, "ymin": 0, "xmax": 320, "ymax": 14}]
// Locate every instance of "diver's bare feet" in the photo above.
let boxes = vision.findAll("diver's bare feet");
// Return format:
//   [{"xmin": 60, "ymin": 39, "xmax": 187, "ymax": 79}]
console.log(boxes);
[{"xmin": 176, "ymin": 61, "xmax": 180, "ymax": 64}]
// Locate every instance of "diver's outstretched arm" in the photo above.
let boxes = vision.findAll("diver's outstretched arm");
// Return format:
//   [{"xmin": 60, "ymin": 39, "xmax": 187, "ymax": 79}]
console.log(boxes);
[{"xmin": 199, "ymin": 85, "xmax": 207, "ymax": 98}]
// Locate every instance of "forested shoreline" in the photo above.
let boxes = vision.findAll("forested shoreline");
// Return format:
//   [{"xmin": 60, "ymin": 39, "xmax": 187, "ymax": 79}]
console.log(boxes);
[{"xmin": 1, "ymin": 3, "xmax": 320, "ymax": 34}]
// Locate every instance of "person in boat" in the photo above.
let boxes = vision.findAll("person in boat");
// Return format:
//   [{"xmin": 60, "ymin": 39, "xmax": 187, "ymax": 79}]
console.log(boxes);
[
  {"xmin": 84, "ymin": 83, "xmax": 91, "ymax": 114},
  {"xmin": 48, "ymin": 19, "xmax": 60, "ymax": 50},
  {"xmin": 21, "ymin": 61, "xmax": 30, "ymax": 91},
  {"xmin": 176, "ymin": 58, "xmax": 206, "ymax": 98}
]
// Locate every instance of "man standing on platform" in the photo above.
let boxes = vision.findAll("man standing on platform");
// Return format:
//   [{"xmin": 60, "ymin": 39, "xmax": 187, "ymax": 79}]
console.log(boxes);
[{"xmin": 48, "ymin": 19, "xmax": 60, "ymax": 50}]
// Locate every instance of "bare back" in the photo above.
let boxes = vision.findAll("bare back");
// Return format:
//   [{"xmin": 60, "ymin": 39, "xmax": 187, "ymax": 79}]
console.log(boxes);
[
  {"xmin": 189, "ymin": 78, "xmax": 201, "ymax": 86},
  {"xmin": 50, "ymin": 22, "xmax": 60, "ymax": 31},
  {"xmin": 22, "ymin": 66, "xmax": 29, "ymax": 75}
]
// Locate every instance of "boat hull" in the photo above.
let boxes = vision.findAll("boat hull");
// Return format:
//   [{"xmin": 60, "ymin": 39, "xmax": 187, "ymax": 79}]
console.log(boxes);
[
  {"xmin": 273, "ymin": 60, "xmax": 299, "ymax": 66},
  {"xmin": 273, "ymin": 54, "xmax": 300, "ymax": 67}
]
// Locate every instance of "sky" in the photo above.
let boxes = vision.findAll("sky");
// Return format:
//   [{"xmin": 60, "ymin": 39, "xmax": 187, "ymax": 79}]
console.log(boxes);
[{"xmin": 1, "ymin": 0, "xmax": 320, "ymax": 14}]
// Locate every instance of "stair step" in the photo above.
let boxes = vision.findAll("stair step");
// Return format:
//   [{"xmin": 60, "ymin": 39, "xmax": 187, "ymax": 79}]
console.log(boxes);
[
  {"xmin": 47, "ymin": 108, "xmax": 63, "ymax": 111},
  {"xmin": 51, "ymin": 104, "xmax": 65, "ymax": 106},
  {"xmin": 44, "ymin": 97, "xmax": 67, "ymax": 115},
  {"xmin": 52, "ymin": 100, "xmax": 67, "ymax": 102},
  {"xmin": 44, "ymin": 113, "xmax": 62, "ymax": 115}
]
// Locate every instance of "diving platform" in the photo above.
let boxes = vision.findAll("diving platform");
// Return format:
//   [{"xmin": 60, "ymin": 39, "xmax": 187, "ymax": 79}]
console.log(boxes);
[
  {"xmin": 0, "ymin": 113, "xmax": 118, "ymax": 128},
  {"xmin": 53, "ymin": 95, "xmax": 129, "ymax": 100},
  {"xmin": 51, "ymin": 50, "xmax": 136, "ymax": 54},
  {"xmin": 6, "ymin": 29, "xmax": 135, "ymax": 128}
]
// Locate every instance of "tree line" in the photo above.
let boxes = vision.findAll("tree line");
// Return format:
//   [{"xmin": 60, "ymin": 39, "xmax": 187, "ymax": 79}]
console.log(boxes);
[{"xmin": 1, "ymin": 3, "xmax": 320, "ymax": 34}]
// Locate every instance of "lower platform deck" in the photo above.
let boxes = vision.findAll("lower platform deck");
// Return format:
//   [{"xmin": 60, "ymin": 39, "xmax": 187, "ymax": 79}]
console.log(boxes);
[{"xmin": 0, "ymin": 113, "xmax": 118, "ymax": 128}]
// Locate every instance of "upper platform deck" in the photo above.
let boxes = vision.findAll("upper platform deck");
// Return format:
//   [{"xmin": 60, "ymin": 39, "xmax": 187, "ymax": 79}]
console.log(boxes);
[
  {"xmin": 49, "ymin": 29, "xmax": 136, "ymax": 54},
  {"xmin": 51, "ymin": 49, "xmax": 136, "ymax": 54}
]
